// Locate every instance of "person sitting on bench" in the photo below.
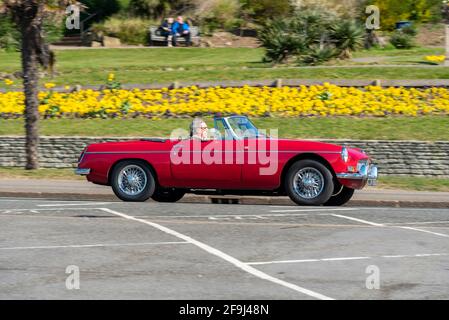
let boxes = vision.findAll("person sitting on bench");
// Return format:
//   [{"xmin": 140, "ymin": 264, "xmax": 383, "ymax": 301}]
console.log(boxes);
[
  {"xmin": 171, "ymin": 16, "xmax": 191, "ymax": 47},
  {"xmin": 159, "ymin": 17, "xmax": 174, "ymax": 47}
]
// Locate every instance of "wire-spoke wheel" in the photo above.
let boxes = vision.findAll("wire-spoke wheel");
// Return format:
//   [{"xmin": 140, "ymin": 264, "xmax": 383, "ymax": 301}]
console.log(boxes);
[
  {"xmin": 293, "ymin": 167, "xmax": 325, "ymax": 199},
  {"xmin": 285, "ymin": 159, "xmax": 334, "ymax": 206},
  {"xmin": 111, "ymin": 160, "xmax": 155, "ymax": 202}
]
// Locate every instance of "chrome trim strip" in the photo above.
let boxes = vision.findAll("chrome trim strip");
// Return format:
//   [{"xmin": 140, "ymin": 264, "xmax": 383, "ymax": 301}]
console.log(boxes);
[
  {"xmin": 337, "ymin": 165, "xmax": 378, "ymax": 182},
  {"xmin": 85, "ymin": 150, "xmax": 341, "ymax": 155},
  {"xmin": 75, "ymin": 168, "xmax": 91, "ymax": 176},
  {"xmin": 336, "ymin": 172, "xmax": 366, "ymax": 180}
]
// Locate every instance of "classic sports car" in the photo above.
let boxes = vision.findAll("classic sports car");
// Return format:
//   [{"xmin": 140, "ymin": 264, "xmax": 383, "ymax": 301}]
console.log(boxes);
[{"xmin": 76, "ymin": 116, "xmax": 377, "ymax": 206}]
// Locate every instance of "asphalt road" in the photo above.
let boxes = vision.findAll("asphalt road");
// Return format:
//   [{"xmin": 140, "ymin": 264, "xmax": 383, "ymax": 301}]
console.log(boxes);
[{"xmin": 1, "ymin": 198, "xmax": 448, "ymax": 300}]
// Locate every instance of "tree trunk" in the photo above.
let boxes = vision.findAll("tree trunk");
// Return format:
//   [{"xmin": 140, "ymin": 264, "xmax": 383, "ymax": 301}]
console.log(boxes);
[{"xmin": 18, "ymin": 4, "xmax": 42, "ymax": 170}]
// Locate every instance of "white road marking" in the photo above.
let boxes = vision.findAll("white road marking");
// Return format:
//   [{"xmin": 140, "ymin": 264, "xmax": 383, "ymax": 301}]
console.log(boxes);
[
  {"xmin": 331, "ymin": 214, "xmax": 449, "ymax": 238},
  {"xmin": 247, "ymin": 256, "xmax": 370, "ymax": 266},
  {"xmin": 397, "ymin": 226, "xmax": 449, "ymax": 238},
  {"xmin": 270, "ymin": 208, "xmax": 357, "ymax": 213},
  {"xmin": 100, "ymin": 208, "xmax": 334, "ymax": 300},
  {"xmin": 151, "ymin": 213, "xmax": 310, "ymax": 219},
  {"xmin": 0, "ymin": 241, "xmax": 188, "ymax": 251},
  {"xmin": 386, "ymin": 220, "xmax": 449, "ymax": 226},
  {"xmin": 38, "ymin": 202, "xmax": 112, "ymax": 207},
  {"xmin": 0, "ymin": 208, "xmax": 100, "ymax": 212},
  {"xmin": 246, "ymin": 253, "xmax": 449, "ymax": 266},
  {"xmin": 330, "ymin": 214, "xmax": 385, "ymax": 227}
]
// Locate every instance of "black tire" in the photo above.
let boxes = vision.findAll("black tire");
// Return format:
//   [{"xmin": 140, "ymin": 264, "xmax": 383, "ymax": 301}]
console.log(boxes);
[
  {"xmin": 151, "ymin": 188, "xmax": 186, "ymax": 203},
  {"xmin": 284, "ymin": 159, "xmax": 334, "ymax": 206},
  {"xmin": 324, "ymin": 186, "xmax": 355, "ymax": 206},
  {"xmin": 110, "ymin": 160, "xmax": 155, "ymax": 202}
]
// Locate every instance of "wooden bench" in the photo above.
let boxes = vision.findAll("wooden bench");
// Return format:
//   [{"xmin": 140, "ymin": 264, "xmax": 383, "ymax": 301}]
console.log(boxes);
[{"xmin": 149, "ymin": 26, "xmax": 200, "ymax": 46}]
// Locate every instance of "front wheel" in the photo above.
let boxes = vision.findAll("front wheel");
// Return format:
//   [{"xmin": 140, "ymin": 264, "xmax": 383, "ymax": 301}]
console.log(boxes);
[
  {"xmin": 111, "ymin": 160, "xmax": 155, "ymax": 202},
  {"xmin": 324, "ymin": 186, "xmax": 355, "ymax": 206},
  {"xmin": 151, "ymin": 188, "xmax": 186, "ymax": 203},
  {"xmin": 285, "ymin": 160, "xmax": 334, "ymax": 206}
]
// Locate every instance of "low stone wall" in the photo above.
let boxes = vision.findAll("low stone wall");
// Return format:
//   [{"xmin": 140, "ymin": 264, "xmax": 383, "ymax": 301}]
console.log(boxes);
[{"xmin": 0, "ymin": 136, "xmax": 448, "ymax": 177}]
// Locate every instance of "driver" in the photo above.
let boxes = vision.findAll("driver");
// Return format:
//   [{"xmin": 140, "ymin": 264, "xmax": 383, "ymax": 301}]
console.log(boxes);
[{"xmin": 190, "ymin": 118, "xmax": 209, "ymax": 141}]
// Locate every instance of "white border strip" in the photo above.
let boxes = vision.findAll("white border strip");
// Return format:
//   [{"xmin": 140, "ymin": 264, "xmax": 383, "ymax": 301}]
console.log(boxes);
[
  {"xmin": 331, "ymin": 214, "xmax": 449, "ymax": 238},
  {"xmin": 246, "ymin": 252, "xmax": 449, "ymax": 266},
  {"xmin": 0, "ymin": 241, "xmax": 188, "ymax": 251},
  {"xmin": 100, "ymin": 208, "xmax": 334, "ymax": 300}
]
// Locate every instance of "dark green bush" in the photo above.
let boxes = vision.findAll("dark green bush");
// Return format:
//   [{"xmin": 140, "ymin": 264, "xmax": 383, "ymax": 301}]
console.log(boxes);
[
  {"xmin": 0, "ymin": 15, "xmax": 20, "ymax": 51},
  {"xmin": 258, "ymin": 8, "xmax": 364, "ymax": 64},
  {"xmin": 389, "ymin": 30, "xmax": 415, "ymax": 49},
  {"xmin": 298, "ymin": 46, "xmax": 337, "ymax": 66},
  {"xmin": 92, "ymin": 17, "xmax": 153, "ymax": 45},
  {"xmin": 0, "ymin": 13, "xmax": 64, "ymax": 51}
]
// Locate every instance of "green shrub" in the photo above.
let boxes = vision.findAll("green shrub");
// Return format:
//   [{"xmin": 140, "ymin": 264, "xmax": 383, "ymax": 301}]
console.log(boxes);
[
  {"xmin": 43, "ymin": 14, "xmax": 65, "ymax": 44},
  {"xmin": 298, "ymin": 46, "xmax": 337, "ymax": 66},
  {"xmin": 92, "ymin": 17, "xmax": 153, "ymax": 45},
  {"xmin": 79, "ymin": 0, "xmax": 121, "ymax": 22},
  {"xmin": 242, "ymin": 0, "xmax": 293, "ymax": 24},
  {"xmin": 258, "ymin": 19, "xmax": 306, "ymax": 63},
  {"xmin": 330, "ymin": 20, "xmax": 364, "ymax": 58},
  {"xmin": 400, "ymin": 25, "xmax": 418, "ymax": 37},
  {"xmin": 197, "ymin": 0, "xmax": 241, "ymax": 31},
  {"xmin": 258, "ymin": 8, "xmax": 364, "ymax": 64},
  {"xmin": 389, "ymin": 30, "xmax": 415, "ymax": 49},
  {"xmin": 0, "ymin": 13, "xmax": 64, "ymax": 51},
  {"xmin": 0, "ymin": 15, "xmax": 20, "ymax": 51}
]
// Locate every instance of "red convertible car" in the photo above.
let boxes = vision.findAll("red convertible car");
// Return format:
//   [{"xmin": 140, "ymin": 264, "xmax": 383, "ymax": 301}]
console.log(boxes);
[{"xmin": 76, "ymin": 116, "xmax": 377, "ymax": 206}]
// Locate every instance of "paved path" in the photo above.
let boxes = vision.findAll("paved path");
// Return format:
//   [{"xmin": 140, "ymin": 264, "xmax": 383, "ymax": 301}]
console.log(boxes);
[{"xmin": 0, "ymin": 179, "xmax": 448, "ymax": 207}]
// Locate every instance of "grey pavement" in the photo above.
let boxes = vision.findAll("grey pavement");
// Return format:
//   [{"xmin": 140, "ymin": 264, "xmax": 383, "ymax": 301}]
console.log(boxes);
[
  {"xmin": 0, "ymin": 198, "xmax": 448, "ymax": 299},
  {"xmin": 0, "ymin": 178, "xmax": 448, "ymax": 208}
]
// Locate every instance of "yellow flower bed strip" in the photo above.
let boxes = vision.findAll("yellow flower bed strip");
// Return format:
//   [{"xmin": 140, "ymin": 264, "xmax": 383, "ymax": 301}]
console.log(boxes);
[{"xmin": 1, "ymin": 84, "xmax": 449, "ymax": 118}]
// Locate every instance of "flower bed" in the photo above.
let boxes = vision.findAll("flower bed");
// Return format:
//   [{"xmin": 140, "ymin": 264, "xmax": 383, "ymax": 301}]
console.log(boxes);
[{"xmin": 1, "ymin": 83, "xmax": 449, "ymax": 118}]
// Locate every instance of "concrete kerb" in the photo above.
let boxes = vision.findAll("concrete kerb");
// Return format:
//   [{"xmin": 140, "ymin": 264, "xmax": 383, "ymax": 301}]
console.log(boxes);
[{"xmin": 0, "ymin": 191, "xmax": 448, "ymax": 208}]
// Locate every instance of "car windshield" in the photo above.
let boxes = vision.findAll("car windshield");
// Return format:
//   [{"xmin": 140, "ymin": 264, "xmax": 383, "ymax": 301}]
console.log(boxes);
[{"xmin": 227, "ymin": 116, "xmax": 260, "ymax": 139}]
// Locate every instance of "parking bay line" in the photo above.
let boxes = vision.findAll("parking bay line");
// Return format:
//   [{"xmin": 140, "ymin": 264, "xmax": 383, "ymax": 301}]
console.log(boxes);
[
  {"xmin": 0, "ymin": 241, "xmax": 188, "ymax": 251},
  {"xmin": 37, "ymin": 202, "xmax": 113, "ymax": 207},
  {"xmin": 246, "ymin": 253, "xmax": 449, "ymax": 266},
  {"xmin": 269, "ymin": 208, "xmax": 358, "ymax": 213},
  {"xmin": 99, "ymin": 208, "xmax": 334, "ymax": 300},
  {"xmin": 331, "ymin": 214, "xmax": 449, "ymax": 238}
]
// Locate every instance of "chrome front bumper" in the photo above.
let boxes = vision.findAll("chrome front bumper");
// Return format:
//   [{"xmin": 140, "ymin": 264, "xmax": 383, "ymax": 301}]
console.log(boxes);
[
  {"xmin": 336, "ymin": 165, "xmax": 378, "ymax": 186},
  {"xmin": 75, "ymin": 168, "xmax": 91, "ymax": 176}
]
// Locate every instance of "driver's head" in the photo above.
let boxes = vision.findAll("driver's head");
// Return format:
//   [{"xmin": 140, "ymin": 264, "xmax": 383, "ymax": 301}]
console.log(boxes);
[{"xmin": 190, "ymin": 118, "xmax": 208, "ymax": 140}]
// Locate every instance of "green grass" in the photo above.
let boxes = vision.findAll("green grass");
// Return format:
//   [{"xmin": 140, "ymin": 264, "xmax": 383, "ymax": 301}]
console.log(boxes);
[
  {"xmin": 1, "ymin": 47, "xmax": 448, "ymax": 88},
  {"xmin": 0, "ymin": 167, "xmax": 82, "ymax": 180},
  {"xmin": 1, "ymin": 167, "xmax": 448, "ymax": 192},
  {"xmin": 378, "ymin": 176, "xmax": 449, "ymax": 192},
  {"xmin": 352, "ymin": 46, "xmax": 444, "ymax": 58},
  {"xmin": 0, "ymin": 116, "xmax": 448, "ymax": 140}
]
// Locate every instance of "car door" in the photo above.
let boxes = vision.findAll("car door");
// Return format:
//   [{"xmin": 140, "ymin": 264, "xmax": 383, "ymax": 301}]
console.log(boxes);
[{"xmin": 169, "ymin": 138, "xmax": 242, "ymax": 189}]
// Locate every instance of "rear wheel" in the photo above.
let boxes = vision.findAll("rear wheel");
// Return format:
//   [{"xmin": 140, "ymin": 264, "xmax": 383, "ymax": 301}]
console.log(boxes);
[
  {"xmin": 285, "ymin": 160, "xmax": 334, "ymax": 206},
  {"xmin": 111, "ymin": 160, "xmax": 155, "ymax": 202},
  {"xmin": 151, "ymin": 188, "xmax": 186, "ymax": 203},
  {"xmin": 324, "ymin": 186, "xmax": 355, "ymax": 206}
]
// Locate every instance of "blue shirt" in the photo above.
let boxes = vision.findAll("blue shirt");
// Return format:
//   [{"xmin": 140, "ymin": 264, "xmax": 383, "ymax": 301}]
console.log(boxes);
[{"xmin": 172, "ymin": 22, "xmax": 190, "ymax": 34}]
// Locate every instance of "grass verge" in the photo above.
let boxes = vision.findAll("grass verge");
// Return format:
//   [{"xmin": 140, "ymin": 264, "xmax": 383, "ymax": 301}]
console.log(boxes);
[
  {"xmin": 1, "ymin": 117, "xmax": 448, "ymax": 141},
  {"xmin": 1, "ymin": 47, "xmax": 448, "ymax": 88}
]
